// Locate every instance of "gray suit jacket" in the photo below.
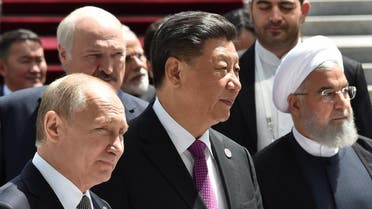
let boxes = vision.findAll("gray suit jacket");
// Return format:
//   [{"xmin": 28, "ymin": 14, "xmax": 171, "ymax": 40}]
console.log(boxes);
[
  {"xmin": 93, "ymin": 106, "xmax": 263, "ymax": 209},
  {"xmin": 0, "ymin": 86, "xmax": 148, "ymax": 185},
  {"xmin": 0, "ymin": 161, "xmax": 110, "ymax": 209}
]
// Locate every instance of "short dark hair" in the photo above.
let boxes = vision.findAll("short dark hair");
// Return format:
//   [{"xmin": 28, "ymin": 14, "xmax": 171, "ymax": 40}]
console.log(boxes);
[
  {"xmin": 143, "ymin": 17, "xmax": 169, "ymax": 62},
  {"xmin": 0, "ymin": 29, "xmax": 42, "ymax": 59},
  {"xmin": 151, "ymin": 11, "xmax": 237, "ymax": 87},
  {"xmin": 224, "ymin": 8, "xmax": 254, "ymax": 34}
]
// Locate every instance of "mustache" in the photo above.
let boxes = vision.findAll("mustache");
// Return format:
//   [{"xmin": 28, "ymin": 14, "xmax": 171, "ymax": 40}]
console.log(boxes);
[
  {"xmin": 93, "ymin": 71, "xmax": 117, "ymax": 82},
  {"xmin": 264, "ymin": 22, "xmax": 286, "ymax": 29},
  {"xmin": 331, "ymin": 109, "xmax": 352, "ymax": 120},
  {"xmin": 128, "ymin": 68, "xmax": 148, "ymax": 80}
]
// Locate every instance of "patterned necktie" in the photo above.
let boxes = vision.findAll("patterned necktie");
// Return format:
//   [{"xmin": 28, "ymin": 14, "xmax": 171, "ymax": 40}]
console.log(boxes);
[
  {"xmin": 188, "ymin": 140, "xmax": 218, "ymax": 209},
  {"xmin": 77, "ymin": 195, "xmax": 92, "ymax": 209}
]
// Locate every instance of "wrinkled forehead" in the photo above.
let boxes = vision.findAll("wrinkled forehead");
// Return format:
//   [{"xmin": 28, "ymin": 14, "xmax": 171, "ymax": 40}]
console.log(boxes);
[{"xmin": 126, "ymin": 39, "xmax": 143, "ymax": 52}]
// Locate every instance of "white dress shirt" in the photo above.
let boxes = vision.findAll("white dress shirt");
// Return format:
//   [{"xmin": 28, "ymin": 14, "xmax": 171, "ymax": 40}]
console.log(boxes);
[
  {"xmin": 2, "ymin": 84, "xmax": 12, "ymax": 96},
  {"xmin": 293, "ymin": 127, "xmax": 339, "ymax": 157},
  {"xmin": 153, "ymin": 98, "xmax": 228, "ymax": 209},
  {"xmin": 32, "ymin": 153, "xmax": 94, "ymax": 209},
  {"xmin": 254, "ymin": 40, "xmax": 296, "ymax": 151}
]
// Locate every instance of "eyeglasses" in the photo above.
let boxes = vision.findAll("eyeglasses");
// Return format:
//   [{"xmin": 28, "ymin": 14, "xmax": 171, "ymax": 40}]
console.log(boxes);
[
  {"xmin": 293, "ymin": 86, "xmax": 356, "ymax": 103},
  {"xmin": 125, "ymin": 52, "xmax": 146, "ymax": 62}
]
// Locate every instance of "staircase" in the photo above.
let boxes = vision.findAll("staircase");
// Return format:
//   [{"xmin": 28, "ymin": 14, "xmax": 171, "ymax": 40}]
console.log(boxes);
[
  {"xmin": 0, "ymin": 0, "xmax": 244, "ymax": 83},
  {"xmin": 301, "ymin": 0, "xmax": 372, "ymax": 100}
]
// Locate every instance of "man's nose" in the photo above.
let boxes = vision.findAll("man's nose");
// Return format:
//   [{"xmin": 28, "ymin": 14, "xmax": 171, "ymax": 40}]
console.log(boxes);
[{"xmin": 99, "ymin": 56, "xmax": 114, "ymax": 74}]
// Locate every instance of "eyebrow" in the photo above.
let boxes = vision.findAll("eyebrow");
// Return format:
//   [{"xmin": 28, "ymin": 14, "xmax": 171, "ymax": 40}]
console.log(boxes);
[{"xmin": 318, "ymin": 83, "xmax": 349, "ymax": 93}]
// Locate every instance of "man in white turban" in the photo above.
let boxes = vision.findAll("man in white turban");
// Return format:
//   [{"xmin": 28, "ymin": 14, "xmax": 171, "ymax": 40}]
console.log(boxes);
[{"xmin": 254, "ymin": 35, "xmax": 372, "ymax": 209}]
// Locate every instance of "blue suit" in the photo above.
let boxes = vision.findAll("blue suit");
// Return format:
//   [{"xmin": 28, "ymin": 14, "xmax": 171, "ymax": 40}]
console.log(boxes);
[
  {"xmin": 0, "ymin": 86, "xmax": 148, "ymax": 185},
  {"xmin": 0, "ymin": 161, "xmax": 111, "ymax": 209}
]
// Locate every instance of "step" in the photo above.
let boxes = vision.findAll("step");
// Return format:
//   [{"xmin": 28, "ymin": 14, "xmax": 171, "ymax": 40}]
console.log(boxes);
[
  {"xmin": 309, "ymin": 0, "xmax": 372, "ymax": 16},
  {"xmin": 0, "ymin": 16, "xmax": 161, "ymax": 36},
  {"xmin": 302, "ymin": 15, "xmax": 372, "ymax": 36},
  {"xmin": 321, "ymin": 35, "xmax": 372, "ymax": 64},
  {"xmin": 2, "ymin": 0, "xmax": 244, "ymax": 16}
]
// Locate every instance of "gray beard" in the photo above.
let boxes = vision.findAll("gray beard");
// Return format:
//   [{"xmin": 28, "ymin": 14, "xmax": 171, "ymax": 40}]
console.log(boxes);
[{"xmin": 301, "ymin": 110, "xmax": 358, "ymax": 148}]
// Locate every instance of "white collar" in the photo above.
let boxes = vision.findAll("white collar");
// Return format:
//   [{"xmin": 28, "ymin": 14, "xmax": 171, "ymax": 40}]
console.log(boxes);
[
  {"xmin": 32, "ymin": 153, "xmax": 93, "ymax": 209},
  {"xmin": 255, "ymin": 40, "xmax": 282, "ymax": 67},
  {"xmin": 152, "ymin": 98, "xmax": 213, "ymax": 157},
  {"xmin": 3, "ymin": 84, "xmax": 12, "ymax": 96},
  {"xmin": 293, "ymin": 127, "xmax": 339, "ymax": 157}
]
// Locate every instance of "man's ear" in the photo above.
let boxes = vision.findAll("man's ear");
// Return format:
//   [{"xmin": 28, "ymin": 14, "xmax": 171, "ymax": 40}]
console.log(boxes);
[
  {"xmin": 248, "ymin": 1, "xmax": 253, "ymax": 16},
  {"xmin": 288, "ymin": 94, "xmax": 301, "ymax": 118},
  {"xmin": 164, "ymin": 57, "xmax": 182, "ymax": 88},
  {"xmin": 300, "ymin": 0, "xmax": 311, "ymax": 24},
  {"xmin": 58, "ymin": 44, "xmax": 68, "ymax": 69},
  {"xmin": 44, "ymin": 111, "xmax": 63, "ymax": 143}
]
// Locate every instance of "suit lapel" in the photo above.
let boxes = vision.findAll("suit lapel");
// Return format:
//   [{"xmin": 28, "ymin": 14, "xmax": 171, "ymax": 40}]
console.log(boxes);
[
  {"xmin": 139, "ymin": 108, "xmax": 203, "ymax": 208},
  {"xmin": 209, "ymin": 129, "xmax": 239, "ymax": 209},
  {"xmin": 91, "ymin": 192, "xmax": 110, "ymax": 209},
  {"xmin": 238, "ymin": 46, "xmax": 258, "ymax": 143},
  {"xmin": 352, "ymin": 135, "xmax": 372, "ymax": 177},
  {"xmin": 21, "ymin": 162, "xmax": 64, "ymax": 209}
]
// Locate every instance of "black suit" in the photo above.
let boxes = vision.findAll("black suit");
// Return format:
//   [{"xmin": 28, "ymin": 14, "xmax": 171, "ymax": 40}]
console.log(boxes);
[
  {"xmin": 0, "ymin": 86, "xmax": 4, "ymax": 97},
  {"xmin": 213, "ymin": 44, "xmax": 372, "ymax": 154},
  {"xmin": 253, "ymin": 133, "xmax": 372, "ymax": 209},
  {"xmin": 0, "ymin": 86, "xmax": 148, "ymax": 185},
  {"xmin": 93, "ymin": 106, "xmax": 263, "ymax": 209},
  {"xmin": 0, "ymin": 161, "xmax": 110, "ymax": 209}
]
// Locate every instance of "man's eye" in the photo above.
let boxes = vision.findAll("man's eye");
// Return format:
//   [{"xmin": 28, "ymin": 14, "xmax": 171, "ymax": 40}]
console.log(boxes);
[{"xmin": 322, "ymin": 90, "xmax": 334, "ymax": 97}]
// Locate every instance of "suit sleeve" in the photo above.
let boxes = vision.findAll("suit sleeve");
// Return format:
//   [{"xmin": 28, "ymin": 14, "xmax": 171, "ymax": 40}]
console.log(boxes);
[
  {"xmin": 245, "ymin": 148, "xmax": 264, "ymax": 209},
  {"xmin": 344, "ymin": 57, "xmax": 372, "ymax": 138},
  {"xmin": 0, "ymin": 101, "xmax": 4, "ymax": 186}
]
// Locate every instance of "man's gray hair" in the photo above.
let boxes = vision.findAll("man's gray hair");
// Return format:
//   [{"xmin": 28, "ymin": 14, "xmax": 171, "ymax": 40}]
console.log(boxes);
[{"xmin": 56, "ymin": 6, "xmax": 122, "ymax": 58}]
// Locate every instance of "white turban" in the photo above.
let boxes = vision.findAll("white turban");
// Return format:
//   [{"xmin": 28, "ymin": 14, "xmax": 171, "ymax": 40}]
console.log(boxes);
[{"xmin": 273, "ymin": 35, "xmax": 343, "ymax": 113}]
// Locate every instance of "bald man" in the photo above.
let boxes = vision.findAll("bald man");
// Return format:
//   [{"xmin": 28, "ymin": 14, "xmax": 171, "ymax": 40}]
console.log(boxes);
[
  {"xmin": 0, "ymin": 73, "xmax": 128, "ymax": 208},
  {"xmin": 0, "ymin": 6, "xmax": 148, "ymax": 186}
]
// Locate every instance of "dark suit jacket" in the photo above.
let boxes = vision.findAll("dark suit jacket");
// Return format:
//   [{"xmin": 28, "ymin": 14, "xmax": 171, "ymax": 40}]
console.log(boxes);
[
  {"xmin": 0, "ymin": 86, "xmax": 148, "ymax": 185},
  {"xmin": 0, "ymin": 161, "xmax": 110, "ymax": 209},
  {"xmin": 253, "ymin": 132, "xmax": 372, "ymax": 209},
  {"xmin": 213, "ymin": 44, "xmax": 372, "ymax": 154},
  {"xmin": 93, "ymin": 106, "xmax": 263, "ymax": 209}
]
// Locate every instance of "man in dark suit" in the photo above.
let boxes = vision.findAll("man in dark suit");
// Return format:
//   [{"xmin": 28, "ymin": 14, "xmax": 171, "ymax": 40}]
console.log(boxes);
[
  {"xmin": 0, "ymin": 6, "xmax": 148, "ymax": 186},
  {"xmin": 254, "ymin": 36, "xmax": 372, "ymax": 209},
  {"xmin": 0, "ymin": 73, "xmax": 128, "ymax": 208},
  {"xmin": 213, "ymin": 0, "xmax": 372, "ymax": 154},
  {"xmin": 93, "ymin": 11, "xmax": 263, "ymax": 209},
  {"xmin": 0, "ymin": 29, "xmax": 47, "ymax": 96}
]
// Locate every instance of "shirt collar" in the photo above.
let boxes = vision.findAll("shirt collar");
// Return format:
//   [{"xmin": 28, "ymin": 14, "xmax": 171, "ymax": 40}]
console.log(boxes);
[
  {"xmin": 255, "ymin": 40, "xmax": 282, "ymax": 67},
  {"xmin": 32, "ymin": 153, "xmax": 93, "ymax": 209},
  {"xmin": 152, "ymin": 98, "xmax": 213, "ymax": 157},
  {"xmin": 3, "ymin": 84, "xmax": 12, "ymax": 96},
  {"xmin": 293, "ymin": 127, "xmax": 339, "ymax": 157}
]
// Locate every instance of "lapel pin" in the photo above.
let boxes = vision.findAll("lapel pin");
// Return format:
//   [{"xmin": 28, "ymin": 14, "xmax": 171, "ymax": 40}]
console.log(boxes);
[{"xmin": 224, "ymin": 148, "xmax": 232, "ymax": 158}]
